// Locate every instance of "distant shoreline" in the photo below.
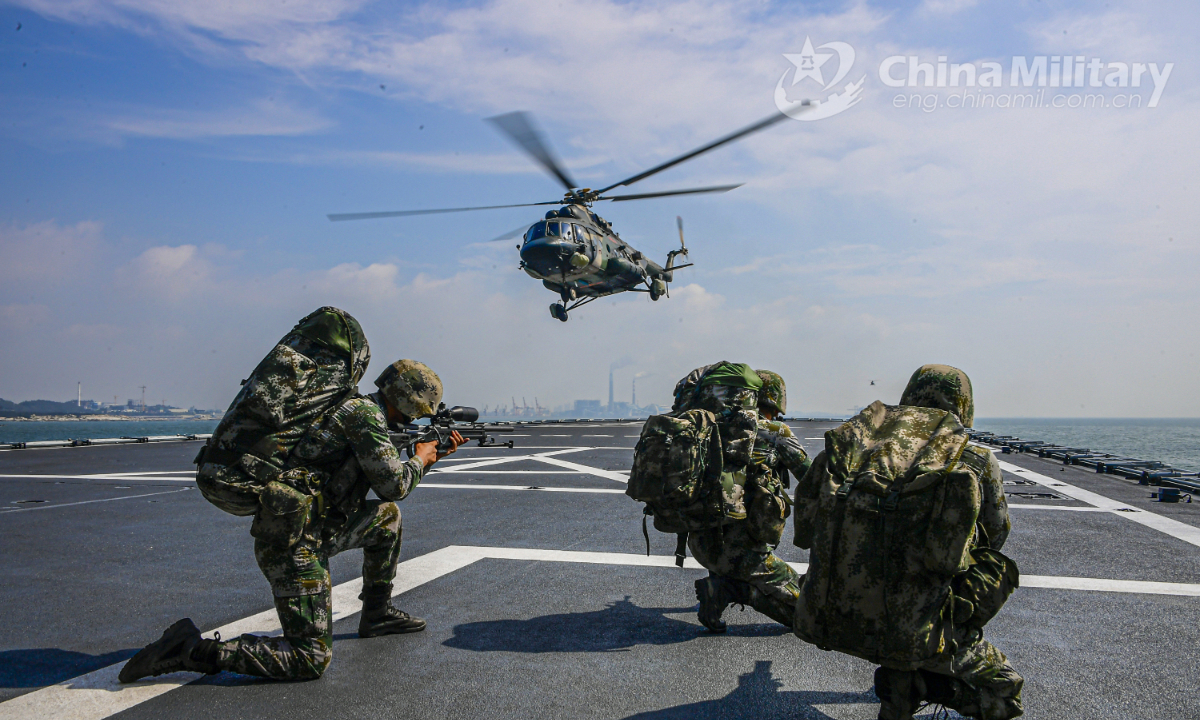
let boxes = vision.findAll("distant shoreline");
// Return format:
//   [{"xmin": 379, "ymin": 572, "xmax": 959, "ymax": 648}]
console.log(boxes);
[{"xmin": 0, "ymin": 414, "xmax": 221, "ymax": 422}]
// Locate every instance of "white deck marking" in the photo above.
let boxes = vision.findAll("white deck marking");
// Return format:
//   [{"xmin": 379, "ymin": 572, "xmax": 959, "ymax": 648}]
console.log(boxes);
[
  {"xmin": 0, "ymin": 474, "xmax": 195, "ymax": 482},
  {"xmin": 421, "ymin": 483, "xmax": 626, "ymax": 494},
  {"xmin": 994, "ymin": 457, "xmax": 1200, "ymax": 549},
  {"xmin": 0, "ymin": 488, "xmax": 191, "ymax": 514},
  {"xmin": 530, "ymin": 455, "xmax": 630, "ymax": 483},
  {"xmin": 3, "ymin": 543, "xmax": 1197, "ymax": 720},
  {"xmin": 582, "ymin": 434, "xmax": 612, "ymax": 437},
  {"xmin": 1006, "ymin": 504, "xmax": 1110, "ymax": 512},
  {"xmin": 429, "ymin": 470, "xmax": 591, "ymax": 474}
]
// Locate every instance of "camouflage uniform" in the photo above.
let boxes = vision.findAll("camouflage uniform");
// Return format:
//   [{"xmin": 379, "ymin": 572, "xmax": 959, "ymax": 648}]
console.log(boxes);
[
  {"xmin": 676, "ymin": 364, "xmax": 807, "ymax": 627},
  {"xmin": 792, "ymin": 365, "xmax": 1022, "ymax": 720},
  {"xmin": 213, "ymin": 391, "xmax": 426, "ymax": 680}
]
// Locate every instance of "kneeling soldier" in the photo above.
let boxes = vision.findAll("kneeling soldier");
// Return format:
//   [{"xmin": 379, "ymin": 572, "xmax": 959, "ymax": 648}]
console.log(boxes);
[
  {"xmin": 120, "ymin": 359, "xmax": 463, "ymax": 683},
  {"xmin": 692, "ymin": 369, "xmax": 811, "ymax": 631},
  {"xmin": 791, "ymin": 365, "xmax": 1023, "ymax": 720}
]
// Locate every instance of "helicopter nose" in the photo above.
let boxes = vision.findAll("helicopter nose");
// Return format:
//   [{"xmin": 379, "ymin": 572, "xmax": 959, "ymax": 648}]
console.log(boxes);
[{"xmin": 520, "ymin": 238, "xmax": 573, "ymax": 274}]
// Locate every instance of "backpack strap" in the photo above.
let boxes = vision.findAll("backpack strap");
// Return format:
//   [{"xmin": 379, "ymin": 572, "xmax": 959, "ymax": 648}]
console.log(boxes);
[{"xmin": 674, "ymin": 533, "xmax": 689, "ymax": 568}]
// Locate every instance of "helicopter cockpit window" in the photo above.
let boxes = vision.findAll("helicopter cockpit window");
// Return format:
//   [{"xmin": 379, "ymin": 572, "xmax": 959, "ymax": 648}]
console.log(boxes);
[
  {"xmin": 561, "ymin": 223, "xmax": 575, "ymax": 241},
  {"xmin": 526, "ymin": 222, "xmax": 547, "ymax": 243},
  {"xmin": 546, "ymin": 222, "xmax": 560, "ymax": 237}
]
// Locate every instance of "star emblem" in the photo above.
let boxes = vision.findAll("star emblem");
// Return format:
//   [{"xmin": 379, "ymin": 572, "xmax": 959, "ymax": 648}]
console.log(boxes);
[{"xmin": 783, "ymin": 37, "xmax": 834, "ymax": 87}]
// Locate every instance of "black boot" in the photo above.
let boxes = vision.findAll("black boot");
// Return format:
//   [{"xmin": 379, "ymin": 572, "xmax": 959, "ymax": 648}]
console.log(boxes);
[
  {"xmin": 694, "ymin": 574, "xmax": 731, "ymax": 633},
  {"xmin": 118, "ymin": 618, "xmax": 221, "ymax": 683},
  {"xmin": 359, "ymin": 584, "xmax": 426, "ymax": 638},
  {"xmin": 874, "ymin": 667, "xmax": 926, "ymax": 720}
]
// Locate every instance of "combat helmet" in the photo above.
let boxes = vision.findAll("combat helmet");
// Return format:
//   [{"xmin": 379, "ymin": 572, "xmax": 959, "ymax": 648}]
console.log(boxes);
[
  {"xmin": 899, "ymin": 364, "xmax": 974, "ymax": 427},
  {"xmin": 755, "ymin": 370, "xmax": 786, "ymax": 416},
  {"xmin": 375, "ymin": 360, "xmax": 443, "ymax": 419}
]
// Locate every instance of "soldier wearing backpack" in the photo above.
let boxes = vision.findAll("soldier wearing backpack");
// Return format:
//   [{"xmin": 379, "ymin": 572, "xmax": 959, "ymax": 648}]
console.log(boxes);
[
  {"xmin": 120, "ymin": 310, "xmax": 464, "ymax": 684},
  {"xmin": 627, "ymin": 362, "xmax": 805, "ymax": 631},
  {"xmin": 692, "ymin": 369, "xmax": 811, "ymax": 631},
  {"xmin": 791, "ymin": 365, "xmax": 1022, "ymax": 720}
]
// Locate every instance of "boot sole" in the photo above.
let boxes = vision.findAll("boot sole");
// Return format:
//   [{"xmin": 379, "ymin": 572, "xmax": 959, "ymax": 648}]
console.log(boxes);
[{"xmin": 359, "ymin": 621, "xmax": 427, "ymax": 638}]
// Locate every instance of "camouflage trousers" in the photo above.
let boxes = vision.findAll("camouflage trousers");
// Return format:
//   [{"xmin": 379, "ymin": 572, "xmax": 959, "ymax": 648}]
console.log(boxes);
[
  {"xmin": 687, "ymin": 520, "xmax": 801, "ymax": 626},
  {"xmin": 876, "ymin": 629, "xmax": 1024, "ymax": 720},
  {"xmin": 215, "ymin": 499, "xmax": 403, "ymax": 680}
]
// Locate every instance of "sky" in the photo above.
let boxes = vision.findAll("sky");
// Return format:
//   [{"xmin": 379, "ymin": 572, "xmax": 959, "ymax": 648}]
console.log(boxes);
[{"xmin": 0, "ymin": 0, "xmax": 1196, "ymax": 417}]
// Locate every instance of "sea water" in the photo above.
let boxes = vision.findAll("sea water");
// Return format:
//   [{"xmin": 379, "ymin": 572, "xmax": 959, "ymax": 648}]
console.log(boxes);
[
  {"xmin": 974, "ymin": 418, "xmax": 1200, "ymax": 473},
  {"xmin": 0, "ymin": 419, "xmax": 220, "ymax": 445}
]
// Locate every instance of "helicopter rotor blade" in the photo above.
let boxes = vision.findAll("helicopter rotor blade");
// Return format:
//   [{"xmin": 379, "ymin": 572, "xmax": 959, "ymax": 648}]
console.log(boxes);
[
  {"xmin": 594, "ymin": 111, "xmax": 789, "ymax": 195},
  {"xmin": 486, "ymin": 112, "xmax": 577, "ymax": 192},
  {"xmin": 677, "ymin": 215, "xmax": 686, "ymax": 251},
  {"xmin": 486, "ymin": 223, "xmax": 534, "ymax": 243},
  {"xmin": 600, "ymin": 183, "xmax": 742, "ymax": 202},
  {"xmin": 328, "ymin": 200, "xmax": 561, "ymax": 222}
]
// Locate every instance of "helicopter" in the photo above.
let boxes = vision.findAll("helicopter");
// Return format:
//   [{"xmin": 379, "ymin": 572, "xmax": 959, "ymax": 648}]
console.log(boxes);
[{"xmin": 328, "ymin": 105, "xmax": 809, "ymax": 321}]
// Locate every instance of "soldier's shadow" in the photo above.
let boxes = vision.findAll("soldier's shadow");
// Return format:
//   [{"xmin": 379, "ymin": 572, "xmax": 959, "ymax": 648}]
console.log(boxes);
[
  {"xmin": 626, "ymin": 660, "xmax": 880, "ymax": 720},
  {"xmin": 443, "ymin": 596, "xmax": 789, "ymax": 653},
  {"xmin": 0, "ymin": 648, "xmax": 136, "ymax": 688}
]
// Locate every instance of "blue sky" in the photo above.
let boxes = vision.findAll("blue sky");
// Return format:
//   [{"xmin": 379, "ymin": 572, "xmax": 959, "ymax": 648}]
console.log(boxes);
[{"xmin": 1, "ymin": 0, "xmax": 1196, "ymax": 416}]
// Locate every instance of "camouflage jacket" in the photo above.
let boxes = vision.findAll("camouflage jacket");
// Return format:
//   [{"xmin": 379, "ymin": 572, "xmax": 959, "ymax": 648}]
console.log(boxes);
[
  {"xmin": 744, "ymin": 419, "xmax": 810, "ymax": 545},
  {"xmin": 791, "ymin": 402, "xmax": 1010, "ymax": 667},
  {"xmin": 288, "ymin": 391, "xmax": 426, "ymax": 527},
  {"xmin": 751, "ymin": 419, "xmax": 812, "ymax": 493}
]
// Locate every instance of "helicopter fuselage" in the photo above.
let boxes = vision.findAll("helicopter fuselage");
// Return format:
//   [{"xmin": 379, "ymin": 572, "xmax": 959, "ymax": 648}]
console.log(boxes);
[{"xmin": 518, "ymin": 204, "xmax": 670, "ymax": 300}]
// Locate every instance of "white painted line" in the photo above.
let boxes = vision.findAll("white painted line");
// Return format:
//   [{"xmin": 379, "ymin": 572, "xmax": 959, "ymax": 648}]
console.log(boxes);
[
  {"xmin": 428, "ymin": 448, "xmax": 585, "ymax": 473},
  {"xmin": 4, "ymin": 543, "xmax": 1197, "ymax": 720},
  {"xmin": 88, "ymin": 471, "xmax": 193, "ymax": 477},
  {"xmin": 804, "ymin": 437, "xmax": 824, "ymax": 440},
  {"xmin": 583, "ymin": 434, "xmax": 613, "ymax": 437},
  {"xmin": 996, "ymin": 458, "xmax": 1200, "ymax": 549},
  {"xmin": 1020, "ymin": 574, "xmax": 1200, "ymax": 596},
  {"xmin": 429, "ymin": 470, "xmax": 590, "ymax": 475},
  {"xmin": 0, "ymin": 474, "xmax": 195, "ymax": 482},
  {"xmin": 532, "ymin": 455, "xmax": 630, "ymax": 483},
  {"xmin": 1007, "ymin": 504, "xmax": 1110, "ymax": 512},
  {"xmin": 540, "ymin": 434, "xmax": 571, "ymax": 437},
  {"xmin": 421, "ymin": 483, "xmax": 625, "ymax": 494},
  {"xmin": 0, "ymin": 488, "xmax": 191, "ymax": 514}
]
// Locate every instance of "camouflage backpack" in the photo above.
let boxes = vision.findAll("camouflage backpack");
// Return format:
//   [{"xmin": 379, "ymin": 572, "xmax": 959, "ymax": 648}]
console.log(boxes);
[
  {"xmin": 792, "ymin": 401, "xmax": 1006, "ymax": 665},
  {"xmin": 195, "ymin": 307, "xmax": 370, "ymax": 516},
  {"xmin": 627, "ymin": 362, "xmax": 762, "ymax": 565}
]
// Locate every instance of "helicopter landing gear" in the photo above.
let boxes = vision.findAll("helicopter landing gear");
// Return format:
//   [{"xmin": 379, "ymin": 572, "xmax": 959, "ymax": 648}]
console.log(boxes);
[
  {"xmin": 649, "ymin": 278, "xmax": 667, "ymax": 301},
  {"xmin": 550, "ymin": 303, "xmax": 569, "ymax": 322},
  {"xmin": 560, "ymin": 286, "xmax": 576, "ymax": 303}
]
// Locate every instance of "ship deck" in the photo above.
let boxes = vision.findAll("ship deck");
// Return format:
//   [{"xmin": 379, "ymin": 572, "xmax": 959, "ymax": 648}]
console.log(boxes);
[{"xmin": 1, "ymin": 420, "xmax": 1197, "ymax": 720}]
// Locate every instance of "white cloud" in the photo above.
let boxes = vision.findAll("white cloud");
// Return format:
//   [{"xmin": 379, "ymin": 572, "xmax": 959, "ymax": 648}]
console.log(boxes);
[
  {"xmin": 107, "ymin": 99, "xmax": 333, "ymax": 139},
  {"xmin": 0, "ymin": 220, "xmax": 105, "ymax": 287}
]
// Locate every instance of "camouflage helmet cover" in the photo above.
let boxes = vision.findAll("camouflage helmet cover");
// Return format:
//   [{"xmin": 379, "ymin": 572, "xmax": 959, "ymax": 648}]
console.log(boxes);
[
  {"xmin": 899, "ymin": 364, "xmax": 974, "ymax": 427},
  {"xmin": 755, "ymin": 370, "xmax": 787, "ymax": 415},
  {"xmin": 375, "ymin": 359, "xmax": 443, "ymax": 419}
]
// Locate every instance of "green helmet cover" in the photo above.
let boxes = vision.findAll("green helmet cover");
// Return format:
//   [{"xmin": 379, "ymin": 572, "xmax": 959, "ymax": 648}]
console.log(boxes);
[
  {"xmin": 755, "ymin": 370, "xmax": 786, "ymax": 415},
  {"xmin": 899, "ymin": 364, "xmax": 974, "ymax": 428}
]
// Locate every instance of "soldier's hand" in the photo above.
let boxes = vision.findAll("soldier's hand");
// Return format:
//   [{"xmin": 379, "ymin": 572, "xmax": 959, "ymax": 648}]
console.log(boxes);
[
  {"xmin": 413, "ymin": 440, "xmax": 440, "ymax": 468},
  {"xmin": 436, "ymin": 430, "xmax": 466, "ymax": 460}
]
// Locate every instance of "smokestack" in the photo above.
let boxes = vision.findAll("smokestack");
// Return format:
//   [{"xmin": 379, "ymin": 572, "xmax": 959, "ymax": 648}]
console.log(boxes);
[
  {"xmin": 77, "ymin": 382, "xmax": 81, "ymax": 407},
  {"xmin": 609, "ymin": 369, "xmax": 614, "ymax": 411}
]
